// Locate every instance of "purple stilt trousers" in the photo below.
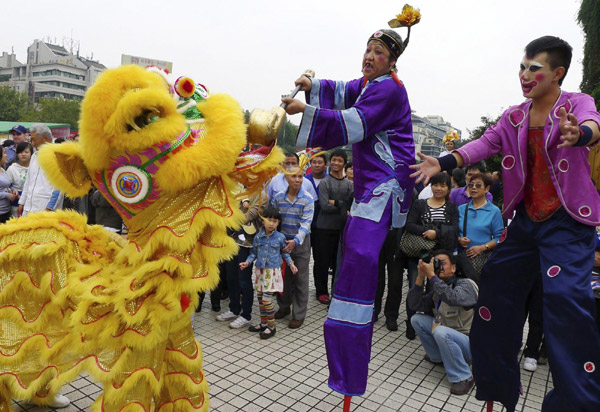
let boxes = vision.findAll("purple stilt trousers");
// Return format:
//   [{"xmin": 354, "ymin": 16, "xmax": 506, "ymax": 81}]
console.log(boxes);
[{"xmin": 324, "ymin": 200, "xmax": 392, "ymax": 396}]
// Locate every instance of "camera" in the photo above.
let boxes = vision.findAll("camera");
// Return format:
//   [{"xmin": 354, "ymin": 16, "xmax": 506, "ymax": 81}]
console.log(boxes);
[{"xmin": 420, "ymin": 251, "xmax": 441, "ymax": 275}]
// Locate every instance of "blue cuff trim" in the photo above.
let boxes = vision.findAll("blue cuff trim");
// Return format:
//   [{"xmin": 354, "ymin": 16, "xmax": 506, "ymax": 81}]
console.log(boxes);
[
  {"xmin": 309, "ymin": 79, "xmax": 320, "ymax": 106},
  {"xmin": 327, "ymin": 297, "xmax": 373, "ymax": 325},
  {"xmin": 297, "ymin": 105, "xmax": 317, "ymax": 149}
]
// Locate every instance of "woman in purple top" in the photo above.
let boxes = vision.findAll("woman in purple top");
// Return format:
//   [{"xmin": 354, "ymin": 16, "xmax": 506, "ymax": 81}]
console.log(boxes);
[{"xmin": 282, "ymin": 18, "xmax": 419, "ymax": 396}]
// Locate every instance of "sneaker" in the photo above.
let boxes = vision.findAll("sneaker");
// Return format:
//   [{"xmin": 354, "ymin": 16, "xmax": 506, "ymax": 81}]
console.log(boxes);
[
  {"xmin": 28, "ymin": 394, "xmax": 70, "ymax": 409},
  {"xmin": 229, "ymin": 316, "xmax": 251, "ymax": 329},
  {"xmin": 523, "ymin": 357, "xmax": 538, "ymax": 372},
  {"xmin": 216, "ymin": 311, "xmax": 237, "ymax": 322},
  {"xmin": 50, "ymin": 394, "xmax": 71, "ymax": 409}
]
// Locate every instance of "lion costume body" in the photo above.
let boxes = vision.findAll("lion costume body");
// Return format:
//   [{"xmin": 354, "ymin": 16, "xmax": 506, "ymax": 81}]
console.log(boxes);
[{"xmin": 0, "ymin": 65, "xmax": 282, "ymax": 412}]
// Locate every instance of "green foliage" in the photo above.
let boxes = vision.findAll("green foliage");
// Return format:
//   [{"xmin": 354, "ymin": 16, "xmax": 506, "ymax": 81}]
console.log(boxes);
[
  {"xmin": 0, "ymin": 85, "xmax": 81, "ymax": 129},
  {"xmin": 578, "ymin": 0, "xmax": 600, "ymax": 110},
  {"xmin": 464, "ymin": 115, "xmax": 502, "ymax": 172},
  {"xmin": 277, "ymin": 120, "xmax": 298, "ymax": 153},
  {"xmin": 26, "ymin": 98, "xmax": 81, "ymax": 130},
  {"xmin": 0, "ymin": 85, "xmax": 31, "ymax": 121}
]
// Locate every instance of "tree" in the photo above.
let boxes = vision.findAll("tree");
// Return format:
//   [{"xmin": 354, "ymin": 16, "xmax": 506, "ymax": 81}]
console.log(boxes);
[
  {"xmin": 277, "ymin": 120, "xmax": 298, "ymax": 153},
  {"xmin": 578, "ymin": 0, "xmax": 600, "ymax": 109},
  {"xmin": 0, "ymin": 85, "xmax": 31, "ymax": 121},
  {"xmin": 463, "ymin": 114, "xmax": 502, "ymax": 172},
  {"xmin": 34, "ymin": 98, "xmax": 81, "ymax": 130}
]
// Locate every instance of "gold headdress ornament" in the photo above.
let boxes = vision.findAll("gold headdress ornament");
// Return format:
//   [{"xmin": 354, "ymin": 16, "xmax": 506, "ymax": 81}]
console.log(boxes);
[
  {"xmin": 388, "ymin": 4, "xmax": 422, "ymax": 28},
  {"xmin": 443, "ymin": 130, "xmax": 460, "ymax": 144},
  {"xmin": 369, "ymin": 4, "xmax": 421, "ymax": 64}
]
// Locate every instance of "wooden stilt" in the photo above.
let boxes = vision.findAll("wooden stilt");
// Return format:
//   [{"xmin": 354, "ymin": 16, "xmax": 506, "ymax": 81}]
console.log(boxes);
[{"xmin": 343, "ymin": 395, "xmax": 352, "ymax": 412}]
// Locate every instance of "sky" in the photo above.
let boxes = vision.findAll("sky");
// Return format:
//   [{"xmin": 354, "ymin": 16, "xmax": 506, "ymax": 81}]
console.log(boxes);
[{"xmin": 1, "ymin": 0, "xmax": 587, "ymax": 138}]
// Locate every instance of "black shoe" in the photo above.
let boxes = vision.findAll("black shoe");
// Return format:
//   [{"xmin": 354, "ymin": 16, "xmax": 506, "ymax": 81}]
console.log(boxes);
[
  {"xmin": 249, "ymin": 324, "xmax": 267, "ymax": 333},
  {"xmin": 260, "ymin": 327, "xmax": 276, "ymax": 339},
  {"xmin": 405, "ymin": 321, "xmax": 416, "ymax": 340},
  {"xmin": 373, "ymin": 314, "xmax": 379, "ymax": 322},
  {"xmin": 196, "ymin": 292, "xmax": 205, "ymax": 312},
  {"xmin": 211, "ymin": 304, "xmax": 221, "ymax": 312},
  {"xmin": 450, "ymin": 378, "xmax": 474, "ymax": 395},
  {"xmin": 385, "ymin": 318, "xmax": 398, "ymax": 331},
  {"xmin": 274, "ymin": 308, "xmax": 290, "ymax": 319}
]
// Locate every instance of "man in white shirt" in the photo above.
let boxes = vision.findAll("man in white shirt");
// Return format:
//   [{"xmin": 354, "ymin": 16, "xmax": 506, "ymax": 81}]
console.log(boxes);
[{"xmin": 17, "ymin": 124, "xmax": 63, "ymax": 217}]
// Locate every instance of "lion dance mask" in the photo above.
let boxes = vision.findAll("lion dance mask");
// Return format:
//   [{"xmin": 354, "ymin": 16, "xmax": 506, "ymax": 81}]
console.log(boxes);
[{"xmin": 0, "ymin": 65, "xmax": 282, "ymax": 412}]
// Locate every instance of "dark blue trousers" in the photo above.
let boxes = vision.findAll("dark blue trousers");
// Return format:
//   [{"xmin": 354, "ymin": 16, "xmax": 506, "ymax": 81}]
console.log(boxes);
[
  {"xmin": 225, "ymin": 247, "xmax": 254, "ymax": 320},
  {"xmin": 471, "ymin": 206, "xmax": 600, "ymax": 412}
]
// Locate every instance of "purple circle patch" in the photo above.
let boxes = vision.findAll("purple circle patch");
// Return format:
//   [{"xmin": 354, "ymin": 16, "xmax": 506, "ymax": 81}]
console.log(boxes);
[
  {"xmin": 479, "ymin": 306, "xmax": 492, "ymax": 321},
  {"xmin": 558, "ymin": 159, "xmax": 569, "ymax": 172},
  {"xmin": 502, "ymin": 155, "xmax": 515, "ymax": 170},
  {"xmin": 585, "ymin": 362, "xmax": 596, "ymax": 373},
  {"xmin": 579, "ymin": 206, "xmax": 592, "ymax": 218},
  {"xmin": 547, "ymin": 265, "xmax": 561, "ymax": 278}
]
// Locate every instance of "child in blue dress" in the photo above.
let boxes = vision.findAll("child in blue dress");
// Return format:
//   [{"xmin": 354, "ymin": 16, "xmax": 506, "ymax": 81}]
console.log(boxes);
[{"xmin": 240, "ymin": 207, "xmax": 297, "ymax": 339}]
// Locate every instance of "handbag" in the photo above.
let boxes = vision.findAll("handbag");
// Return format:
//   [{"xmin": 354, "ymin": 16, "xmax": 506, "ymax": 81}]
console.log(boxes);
[
  {"xmin": 399, "ymin": 205, "xmax": 436, "ymax": 257},
  {"xmin": 458, "ymin": 202, "xmax": 491, "ymax": 280}
]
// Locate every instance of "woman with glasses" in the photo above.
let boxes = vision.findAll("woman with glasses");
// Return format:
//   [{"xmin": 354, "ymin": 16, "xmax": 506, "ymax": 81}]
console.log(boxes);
[
  {"xmin": 403, "ymin": 172, "xmax": 458, "ymax": 338},
  {"xmin": 458, "ymin": 173, "xmax": 504, "ymax": 262}
]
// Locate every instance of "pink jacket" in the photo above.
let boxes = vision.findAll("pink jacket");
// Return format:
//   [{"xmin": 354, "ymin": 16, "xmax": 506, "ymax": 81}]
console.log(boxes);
[{"xmin": 456, "ymin": 91, "xmax": 600, "ymax": 226}]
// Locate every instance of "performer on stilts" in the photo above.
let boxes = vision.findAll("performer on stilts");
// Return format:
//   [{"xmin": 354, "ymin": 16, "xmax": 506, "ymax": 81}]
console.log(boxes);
[
  {"xmin": 282, "ymin": 5, "xmax": 421, "ymax": 406},
  {"xmin": 412, "ymin": 36, "xmax": 600, "ymax": 412}
]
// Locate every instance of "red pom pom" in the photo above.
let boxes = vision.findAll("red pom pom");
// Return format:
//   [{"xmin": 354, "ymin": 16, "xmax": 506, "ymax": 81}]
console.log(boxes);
[{"xmin": 182, "ymin": 79, "xmax": 194, "ymax": 93}]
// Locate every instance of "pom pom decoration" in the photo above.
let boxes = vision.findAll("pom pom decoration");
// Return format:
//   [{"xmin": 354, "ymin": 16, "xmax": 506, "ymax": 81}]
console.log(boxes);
[
  {"xmin": 443, "ymin": 130, "xmax": 460, "ymax": 144},
  {"xmin": 388, "ymin": 4, "xmax": 422, "ymax": 28},
  {"xmin": 174, "ymin": 76, "xmax": 196, "ymax": 98}
]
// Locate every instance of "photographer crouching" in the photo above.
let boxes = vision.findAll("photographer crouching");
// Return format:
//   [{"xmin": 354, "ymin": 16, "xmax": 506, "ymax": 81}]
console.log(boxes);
[{"xmin": 407, "ymin": 250, "xmax": 479, "ymax": 395}]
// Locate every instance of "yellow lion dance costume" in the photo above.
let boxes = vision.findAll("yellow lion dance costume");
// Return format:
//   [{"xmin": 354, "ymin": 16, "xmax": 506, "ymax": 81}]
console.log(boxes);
[{"xmin": 0, "ymin": 65, "xmax": 282, "ymax": 412}]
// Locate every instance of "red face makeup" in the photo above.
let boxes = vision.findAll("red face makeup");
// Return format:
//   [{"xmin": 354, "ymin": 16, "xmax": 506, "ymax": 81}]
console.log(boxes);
[
  {"xmin": 362, "ymin": 40, "xmax": 394, "ymax": 81},
  {"xmin": 519, "ymin": 52, "xmax": 555, "ymax": 99}
]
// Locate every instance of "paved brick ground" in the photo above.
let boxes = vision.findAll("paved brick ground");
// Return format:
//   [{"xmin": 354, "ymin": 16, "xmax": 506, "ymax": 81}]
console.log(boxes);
[{"xmin": 11, "ymin": 271, "xmax": 552, "ymax": 412}]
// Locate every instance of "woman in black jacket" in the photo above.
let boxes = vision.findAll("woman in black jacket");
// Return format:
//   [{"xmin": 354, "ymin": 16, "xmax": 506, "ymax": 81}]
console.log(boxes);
[{"xmin": 402, "ymin": 172, "xmax": 459, "ymax": 338}]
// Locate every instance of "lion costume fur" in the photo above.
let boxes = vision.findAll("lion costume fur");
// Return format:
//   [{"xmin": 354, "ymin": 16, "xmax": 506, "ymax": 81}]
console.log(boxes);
[{"xmin": 0, "ymin": 65, "xmax": 283, "ymax": 412}]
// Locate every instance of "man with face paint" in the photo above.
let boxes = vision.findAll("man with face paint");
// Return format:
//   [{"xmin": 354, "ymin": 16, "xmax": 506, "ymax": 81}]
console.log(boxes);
[
  {"xmin": 281, "ymin": 8, "xmax": 420, "ymax": 399},
  {"xmin": 411, "ymin": 36, "xmax": 600, "ymax": 412}
]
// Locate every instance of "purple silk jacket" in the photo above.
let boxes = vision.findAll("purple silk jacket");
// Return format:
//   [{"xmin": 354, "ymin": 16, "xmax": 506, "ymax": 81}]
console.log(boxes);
[
  {"xmin": 455, "ymin": 91, "xmax": 600, "ymax": 226},
  {"xmin": 296, "ymin": 74, "xmax": 415, "ymax": 228}
]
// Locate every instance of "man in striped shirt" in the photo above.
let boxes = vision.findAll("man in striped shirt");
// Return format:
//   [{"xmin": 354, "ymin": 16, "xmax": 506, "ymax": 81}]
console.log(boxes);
[{"xmin": 271, "ymin": 166, "xmax": 314, "ymax": 329}]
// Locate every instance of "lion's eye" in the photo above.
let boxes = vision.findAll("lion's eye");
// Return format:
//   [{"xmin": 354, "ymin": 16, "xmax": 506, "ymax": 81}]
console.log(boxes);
[{"xmin": 126, "ymin": 108, "xmax": 162, "ymax": 132}]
